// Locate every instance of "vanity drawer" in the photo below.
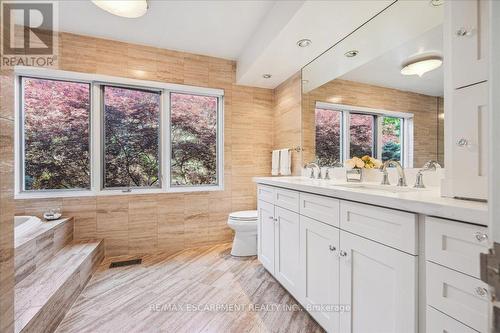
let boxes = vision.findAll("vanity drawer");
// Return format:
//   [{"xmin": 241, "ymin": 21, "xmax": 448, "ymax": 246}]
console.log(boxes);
[
  {"xmin": 426, "ymin": 217, "xmax": 489, "ymax": 278},
  {"xmin": 427, "ymin": 262, "xmax": 489, "ymax": 333},
  {"xmin": 339, "ymin": 201, "xmax": 418, "ymax": 254},
  {"xmin": 299, "ymin": 193, "xmax": 339, "ymax": 227},
  {"xmin": 427, "ymin": 306, "xmax": 478, "ymax": 333},
  {"xmin": 274, "ymin": 188, "xmax": 299, "ymax": 212},
  {"xmin": 257, "ymin": 185, "xmax": 275, "ymax": 204}
]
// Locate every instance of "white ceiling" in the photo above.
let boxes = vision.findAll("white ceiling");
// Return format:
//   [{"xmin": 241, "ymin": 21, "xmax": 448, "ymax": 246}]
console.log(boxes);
[
  {"xmin": 302, "ymin": 0, "xmax": 444, "ymax": 94},
  {"xmin": 58, "ymin": 0, "xmax": 275, "ymax": 60},
  {"xmin": 57, "ymin": 0, "xmax": 393, "ymax": 89},
  {"xmin": 340, "ymin": 25, "xmax": 444, "ymax": 97}
]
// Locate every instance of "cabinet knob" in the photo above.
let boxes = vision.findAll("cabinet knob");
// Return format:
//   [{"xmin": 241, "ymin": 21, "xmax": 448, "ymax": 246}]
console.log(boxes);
[
  {"xmin": 339, "ymin": 250, "xmax": 347, "ymax": 257},
  {"xmin": 456, "ymin": 27, "xmax": 473, "ymax": 37},
  {"xmin": 456, "ymin": 138, "xmax": 469, "ymax": 147},
  {"xmin": 474, "ymin": 232, "xmax": 488, "ymax": 242},
  {"xmin": 329, "ymin": 245, "xmax": 336, "ymax": 252},
  {"xmin": 475, "ymin": 287, "xmax": 488, "ymax": 297}
]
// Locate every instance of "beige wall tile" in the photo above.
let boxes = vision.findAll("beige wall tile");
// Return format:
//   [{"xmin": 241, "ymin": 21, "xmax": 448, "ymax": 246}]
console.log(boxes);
[{"xmin": 14, "ymin": 32, "xmax": 274, "ymax": 257}]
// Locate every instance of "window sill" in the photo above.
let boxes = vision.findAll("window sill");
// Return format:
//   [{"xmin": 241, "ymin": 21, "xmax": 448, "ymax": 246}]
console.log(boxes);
[{"xmin": 14, "ymin": 185, "xmax": 224, "ymax": 200}]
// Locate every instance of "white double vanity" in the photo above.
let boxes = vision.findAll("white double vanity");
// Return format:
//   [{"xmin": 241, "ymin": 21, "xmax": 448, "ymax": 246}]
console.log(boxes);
[{"xmin": 254, "ymin": 177, "xmax": 489, "ymax": 333}]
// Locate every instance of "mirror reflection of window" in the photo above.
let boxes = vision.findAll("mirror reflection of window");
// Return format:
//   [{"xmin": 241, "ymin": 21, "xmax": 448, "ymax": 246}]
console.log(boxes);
[
  {"xmin": 349, "ymin": 113, "xmax": 375, "ymax": 158},
  {"xmin": 315, "ymin": 108, "xmax": 342, "ymax": 166},
  {"xmin": 381, "ymin": 116, "xmax": 403, "ymax": 163}
]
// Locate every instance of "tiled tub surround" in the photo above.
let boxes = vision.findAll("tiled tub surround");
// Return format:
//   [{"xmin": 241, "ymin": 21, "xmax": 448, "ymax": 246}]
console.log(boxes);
[
  {"xmin": 13, "ymin": 31, "xmax": 277, "ymax": 257},
  {"xmin": 12, "ymin": 214, "xmax": 104, "ymax": 333},
  {"xmin": 15, "ymin": 218, "xmax": 73, "ymax": 285}
]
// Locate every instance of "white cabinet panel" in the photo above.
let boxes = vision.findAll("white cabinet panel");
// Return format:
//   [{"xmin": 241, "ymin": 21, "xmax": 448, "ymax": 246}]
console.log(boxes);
[
  {"xmin": 258, "ymin": 200, "xmax": 275, "ymax": 274},
  {"xmin": 274, "ymin": 188, "xmax": 300, "ymax": 212},
  {"xmin": 257, "ymin": 185, "xmax": 275, "ymax": 204},
  {"xmin": 427, "ymin": 306, "xmax": 478, "ymax": 333},
  {"xmin": 427, "ymin": 262, "xmax": 489, "ymax": 333},
  {"xmin": 275, "ymin": 207, "xmax": 301, "ymax": 295},
  {"xmin": 299, "ymin": 216, "xmax": 340, "ymax": 332},
  {"xmin": 300, "ymin": 193, "xmax": 340, "ymax": 227},
  {"xmin": 340, "ymin": 201, "xmax": 418, "ymax": 254},
  {"xmin": 452, "ymin": 81, "xmax": 489, "ymax": 200},
  {"xmin": 450, "ymin": 0, "xmax": 489, "ymax": 88},
  {"xmin": 426, "ymin": 217, "xmax": 489, "ymax": 278},
  {"xmin": 339, "ymin": 231, "xmax": 417, "ymax": 333}
]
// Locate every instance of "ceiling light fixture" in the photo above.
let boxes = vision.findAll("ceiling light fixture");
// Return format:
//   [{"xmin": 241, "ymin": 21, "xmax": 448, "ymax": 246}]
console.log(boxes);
[
  {"xmin": 401, "ymin": 56, "xmax": 443, "ymax": 77},
  {"xmin": 344, "ymin": 50, "xmax": 359, "ymax": 58},
  {"xmin": 262, "ymin": 74, "xmax": 272, "ymax": 79},
  {"xmin": 297, "ymin": 39, "xmax": 312, "ymax": 48},
  {"xmin": 91, "ymin": 0, "xmax": 148, "ymax": 18}
]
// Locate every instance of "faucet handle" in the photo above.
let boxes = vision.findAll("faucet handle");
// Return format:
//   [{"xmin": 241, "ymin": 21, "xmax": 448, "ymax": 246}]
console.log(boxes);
[{"xmin": 414, "ymin": 171, "xmax": 425, "ymax": 188}]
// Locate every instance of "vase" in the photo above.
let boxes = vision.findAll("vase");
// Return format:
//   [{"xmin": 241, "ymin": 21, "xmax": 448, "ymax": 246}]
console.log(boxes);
[{"xmin": 346, "ymin": 168, "xmax": 363, "ymax": 182}]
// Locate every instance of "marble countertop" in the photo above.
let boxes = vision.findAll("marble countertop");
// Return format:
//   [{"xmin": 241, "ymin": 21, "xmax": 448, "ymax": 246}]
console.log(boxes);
[{"xmin": 253, "ymin": 177, "xmax": 488, "ymax": 226}]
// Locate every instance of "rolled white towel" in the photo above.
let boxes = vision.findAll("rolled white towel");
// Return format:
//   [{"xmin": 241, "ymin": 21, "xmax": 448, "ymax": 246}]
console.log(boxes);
[{"xmin": 271, "ymin": 150, "xmax": 280, "ymax": 176}]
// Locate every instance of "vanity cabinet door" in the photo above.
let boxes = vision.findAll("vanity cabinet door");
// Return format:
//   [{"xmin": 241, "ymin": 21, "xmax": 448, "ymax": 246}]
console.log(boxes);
[
  {"xmin": 274, "ymin": 207, "xmax": 301, "ymax": 295},
  {"xmin": 258, "ymin": 200, "xmax": 275, "ymax": 274},
  {"xmin": 299, "ymin": 215, "xmax": 340, "ymax": 333},
  {"xmin": 339, "ymin": 231, "xmax": 417, "ymax": 333},
  {"xmin": 451, "ymin": 81, "xmax": 489, "ymax": 200},
  {"xmin": 450, "ymin": 0, "xmax": 489, "ymax": 89}
]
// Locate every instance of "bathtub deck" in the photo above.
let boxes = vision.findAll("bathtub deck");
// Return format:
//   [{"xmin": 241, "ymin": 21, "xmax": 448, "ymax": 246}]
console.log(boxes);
[
  {"xmin": 15, "ymin": 217, "xmax": 73, "ymax": 285},
  {"xmin": 15, "ymin": 217, "xmax": 71, "ymax": 248}
]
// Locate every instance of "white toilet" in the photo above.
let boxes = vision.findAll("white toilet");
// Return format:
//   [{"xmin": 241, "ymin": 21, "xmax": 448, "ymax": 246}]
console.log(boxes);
[{"xmin": 227, "ymin": 210, "xmax": 258, "ymax": 256}]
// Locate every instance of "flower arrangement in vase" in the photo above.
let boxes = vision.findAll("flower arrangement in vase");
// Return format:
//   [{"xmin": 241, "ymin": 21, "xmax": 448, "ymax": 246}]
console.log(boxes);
[{"xmin": 344, "ymin": 156, "xmax": 382, "ymax": 182}]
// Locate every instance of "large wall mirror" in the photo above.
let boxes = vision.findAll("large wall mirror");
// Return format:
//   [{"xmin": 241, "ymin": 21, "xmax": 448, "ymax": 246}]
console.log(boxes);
[{"xmin": 301, "ymin": 1, "xmax": 444, "ymax": 169}]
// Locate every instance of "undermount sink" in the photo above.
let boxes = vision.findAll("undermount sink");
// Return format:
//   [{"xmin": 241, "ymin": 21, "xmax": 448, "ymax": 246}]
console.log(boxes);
[{"xmin": 334, "ymin": 183, "xmax": 423, "ymax": 193}]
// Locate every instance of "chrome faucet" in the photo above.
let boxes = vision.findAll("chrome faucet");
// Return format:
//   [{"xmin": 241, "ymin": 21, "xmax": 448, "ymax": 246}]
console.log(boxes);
[
  {"xmin": 414, "ymin": 160, "xmax": 441, "ymax": 188},
  {"xmin": 304, "ymin": 162, "xmax": 321, "ymax": 179},
  {"xmin": 379, "ymin": 160, "xmax": 407, "ymax": 187}
]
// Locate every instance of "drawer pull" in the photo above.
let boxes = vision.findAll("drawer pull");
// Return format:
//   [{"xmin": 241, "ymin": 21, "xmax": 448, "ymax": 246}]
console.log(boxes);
[
  {"xmin": 268, "ymin": 216, "xmax": 274, "ymax": 220},
  {"xmin": 329, "ymin": 245, "xmax": 336, "ymax": 252},
  {"xmin": 339, "ymin": 250, "xmax": 347, "ymax": 257},
  {"xmin": 474, "ymin": 232, "xmax": 488, "ymax": 242},
  {"xmin": 474, "ymin": 287, "xmax": 488, "ymax": 297}
]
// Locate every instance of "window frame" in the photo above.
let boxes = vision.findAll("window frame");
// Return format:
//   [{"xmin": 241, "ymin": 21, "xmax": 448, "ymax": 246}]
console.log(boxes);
[
  {"xmin": 166, "ymin": 91, "xmax": 223, "ymax": 192},
  {"xmin": 315, "ymin": 102, "xmax": 414, "ymax": 167},
  {"xmin": 18, "ymin": 76, "xmax": 94, "ymax": 193},
  {"xmin": 100, "ymin": 83, "xmax": 163, "ymax": 191},
  {"xmin": 14, "ymin": 66, "xmax": 224, "ymax": 199}
]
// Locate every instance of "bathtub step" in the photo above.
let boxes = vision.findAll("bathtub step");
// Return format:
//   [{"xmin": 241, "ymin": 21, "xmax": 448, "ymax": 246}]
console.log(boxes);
[
  {"xmin": 15, "ymin": 239, "xmax": 104, "ymax": 333},
  {"xmin": 15, "ymin": 217, "xmax": 74, "ymax": 286}
]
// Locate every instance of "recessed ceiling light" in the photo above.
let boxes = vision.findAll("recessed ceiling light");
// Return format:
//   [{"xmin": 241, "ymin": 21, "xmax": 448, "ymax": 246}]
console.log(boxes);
[
  {"xmin": 430, "ymin": 0, "xmax": 444, "ymax": 7},
  {"xmin": 262, "ymin": 74, "xmax": 272, "ymax": 79},
  {"xmin": 92, "ymin": 0, "xmax": 148, "ymax": 18},
  {"xmin": 297, "ymin": 39, "xmax": 312, "ymax": 48},
  {"xmin": 344, "ymin": 50, "xmax": 359, "ymax": 58},
  {"xmin": 401, "ymin": 56, "xmax": 443, "ymax": 77}
]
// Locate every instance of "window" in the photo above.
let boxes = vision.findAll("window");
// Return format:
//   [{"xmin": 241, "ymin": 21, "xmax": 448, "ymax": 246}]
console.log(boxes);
[
  {"xmin": 16, "ymin": 69, "xmax": 224, "ymax": 198},
  {"xmin": 381, "ymin": 116, "xmax": 403, "ymax": 163},
  {"xmin": 315, "ymin": 108, "xmax": 342, "ymax": 166},
  {"xmin": 21, "ymin": 77, "xmax": 91, "ymax": 191},
  {"xmin": 349, "ymin": 113, "xmax": 375, "ymax": 158},
  {"xmin": 170, "ymin": 93, "xmax": 219, "ymax": 187},
  {"xmin": 314, "ymin": 103, "xmax": 411, "ymax": 167},
  {"xmin": 103, "ymin": 86, "xmax": 161, "ymax": 189}
]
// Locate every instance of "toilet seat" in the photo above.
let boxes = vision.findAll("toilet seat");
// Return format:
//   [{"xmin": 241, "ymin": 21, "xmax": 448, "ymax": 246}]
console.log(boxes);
[{"xmin": 228, "ymin": 210, "xmax": 258, "ymax": 221}]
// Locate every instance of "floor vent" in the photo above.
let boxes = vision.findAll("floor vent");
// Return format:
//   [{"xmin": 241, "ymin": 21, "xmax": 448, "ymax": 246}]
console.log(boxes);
[{"xmin": 109, "ymin": 258, "xmax": 142, "ymax": 268}]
